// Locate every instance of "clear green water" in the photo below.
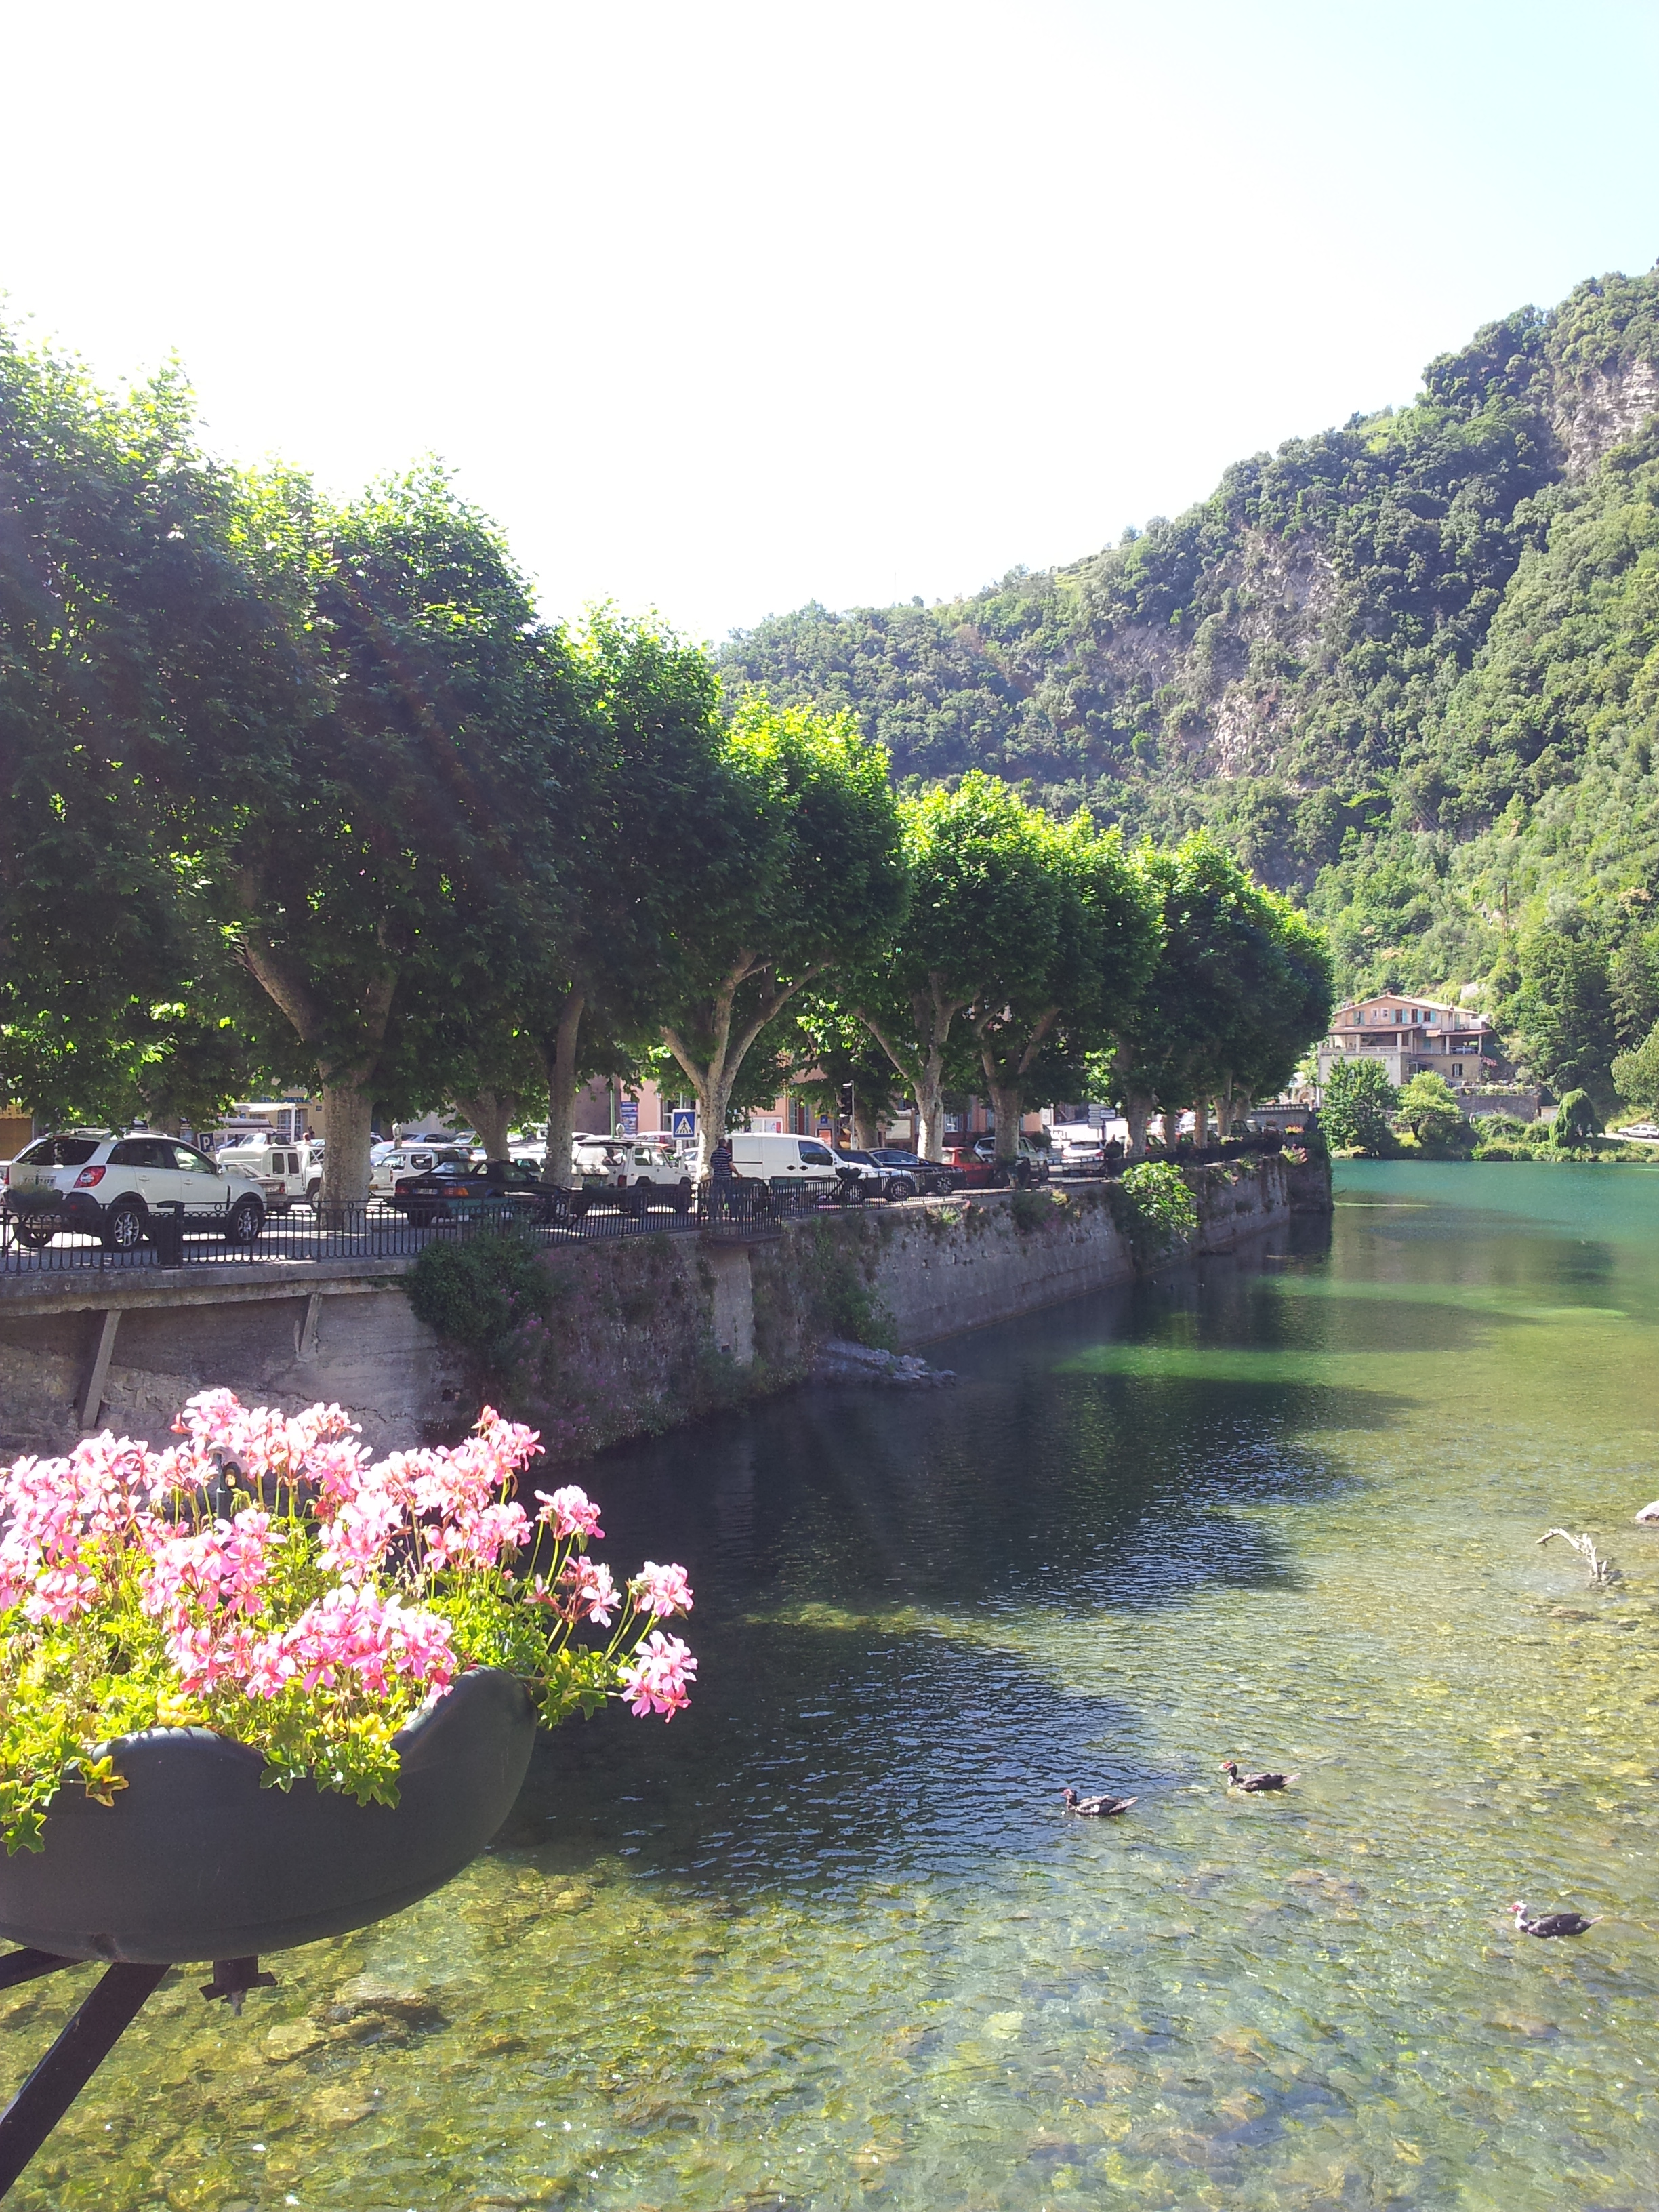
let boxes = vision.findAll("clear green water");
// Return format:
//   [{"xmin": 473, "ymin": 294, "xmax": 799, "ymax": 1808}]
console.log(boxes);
[{"xmin": 11, "ymin": 1160, "xmax": 1659, "ymax": 2211}]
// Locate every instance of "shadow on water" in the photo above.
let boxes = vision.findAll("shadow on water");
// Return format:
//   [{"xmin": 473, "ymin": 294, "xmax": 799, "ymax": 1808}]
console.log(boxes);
[{"xmin": 499, "ymin": 1220, "xmax": 1397, "ymax": 1896}]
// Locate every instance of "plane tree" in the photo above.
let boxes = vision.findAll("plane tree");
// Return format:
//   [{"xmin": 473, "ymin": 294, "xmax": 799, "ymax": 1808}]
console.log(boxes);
[
  {"xmin": 207, "ymin": 465, "xmax": 579, "ymax": 1206},
  {"xmin": 655, "ymin": 696, "xmax": 906, "ymax": 1172},
  {"xmin": 844, "ymin": 775, "xmax": 1157, "ymax": 1162},
  {"xmin": 0, "ymin": 323, "xmax": 302, "ymax": 1126}
]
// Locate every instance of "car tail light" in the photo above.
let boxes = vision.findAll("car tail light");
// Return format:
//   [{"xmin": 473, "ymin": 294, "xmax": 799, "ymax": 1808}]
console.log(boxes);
[{"xmin": 74, "ymin": 1166, "xmax": 106, "ymax": 1189}]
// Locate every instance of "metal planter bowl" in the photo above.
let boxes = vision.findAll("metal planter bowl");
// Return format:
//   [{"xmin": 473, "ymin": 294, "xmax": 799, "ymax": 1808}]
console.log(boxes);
[{"xmin": 0, "ymin": 1668, "xmax": 536, "ymax": 1964}]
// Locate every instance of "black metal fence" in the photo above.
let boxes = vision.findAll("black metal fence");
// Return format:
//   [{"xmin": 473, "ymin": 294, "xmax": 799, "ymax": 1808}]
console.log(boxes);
[
  {"xmin": 0, "ymin": 1138, "xmax": 1312, "ymax": 1282},
  {"xmin": 0, "ymin": 1176, "xmax": 869, "ymax": 1279}
]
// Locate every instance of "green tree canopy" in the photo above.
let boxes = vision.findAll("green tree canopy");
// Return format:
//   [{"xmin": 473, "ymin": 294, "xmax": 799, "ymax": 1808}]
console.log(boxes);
[
  {"xmin": 657, "ymin": 695, "xmax": 906, "ymax": 1168},
  {"xmin": 1612, "ymin": 1020, "xmax": 1659, "ymax": 1118},
  {"xmin": 1395, "ymin": 1071, "xmax": 1469, "ymax": 1151},
  {"xmin": 205, "ymin": 465, "xmax": 581, "ymax": 1204},
  {"xmin": 1322, "ymin": 1057, "xmax": 1399, "ymax": 1153}
]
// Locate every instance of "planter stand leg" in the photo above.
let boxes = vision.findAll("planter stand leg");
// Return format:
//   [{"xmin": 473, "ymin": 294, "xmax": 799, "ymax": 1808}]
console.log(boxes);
[
  {"xmin": 0, "ymin": 1959, "xmax": 167, "ymax": 2198},
  {"xmin": 200, "ymin": 1957, "xmax": 276, "ymax": 2015}
]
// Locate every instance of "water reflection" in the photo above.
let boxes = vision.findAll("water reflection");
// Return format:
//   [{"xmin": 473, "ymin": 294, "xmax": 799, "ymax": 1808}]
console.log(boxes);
[{"xmin": 9, "ymin": 1164, "xmax": 1659, "ymax": 2210}]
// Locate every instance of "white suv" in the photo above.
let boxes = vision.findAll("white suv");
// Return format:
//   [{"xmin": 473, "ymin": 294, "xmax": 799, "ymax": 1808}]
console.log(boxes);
[
  {"xmin": 3, "ymin": 1132, "xmax": 266, "ymax": 1250},
  {"xmin": 571, "ymin": 1137, "xmax": 696, "ymax": 1214}
]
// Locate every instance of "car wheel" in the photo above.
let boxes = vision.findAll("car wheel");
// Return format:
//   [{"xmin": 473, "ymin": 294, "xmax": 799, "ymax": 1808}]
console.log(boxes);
[
  {"xmin": 672, "ymin": 1178, "xmax": 694, "ymax": 1214},
  {"xmin": 305, "ymin": 1180, "xmax": 322, "ymax": 1207},
  {"xmin": 886, "ymin": 1176, "xmax": 916, "ymax": 1201},
  {"xmin": 12, "ymin": 1218, "xmax": 56, "ymax": 1250},
  {"xmin": 102, "ymin": 1197, "xmax": 148, "ymax": 1252},
  {"xmin": 619, "ymin": 1190, "xmax": 646, "ymax": 1218},
  {"xmin": 224, "ymin": 1195, "xmax": 264, "ymax": 1245}
]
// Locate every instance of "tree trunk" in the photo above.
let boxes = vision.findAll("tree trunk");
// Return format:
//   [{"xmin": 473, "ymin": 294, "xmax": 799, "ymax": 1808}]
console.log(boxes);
[
  {"xmin": 319, "ymin": 1082, "xmax": 375, "ymax": 1210},
  {"xmin": 975, "ymin": 1008, "xmax": 1057, "ymax": 1164},
  {"xmin": 540, "ymin": 991, "xmax": 586, "ymax": 1188},
  {"xmin": 1124, "ymin": 1094, "xmax": 1153, "ymax": 1159},
  {"xmin": 663, "ymin": 958, "xmax": 805, "ymax": 1178},
  {"xmin": 913, "ymin": 1069, "xmax": 947, "ymax": 1160},
  {"xmin": 987, "ymin": 1081, "xmax": 1027, "ymax": 1166},
  {"xmin": 1192, "ymin": 1100, "xmax": 1210, "ymax": 1147},
  {"xmin": 852, "ymin": 1097, "xmax": 880, "ymax": 1149},
  {"xmin": 457, "ymin": 1091, "xmax": 516, "ymax": 1163},
  {"xmin": 1216, "ymin": 1080, "xmax": 1238, "ymax": 1139},
  {"xmin": 237, "ymin": 933, "xmax": 394, "ymax": 1214}
]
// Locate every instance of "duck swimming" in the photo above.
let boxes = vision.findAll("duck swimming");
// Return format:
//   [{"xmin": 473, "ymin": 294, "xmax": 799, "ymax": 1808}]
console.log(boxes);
[
  {"xmin": 1061, "ymin": 1786, "xmax": 1136, "ymax": 1817},
  {"xmin": 1510, "ymin": 1901, "xmax": 1600, "ymax": 1939},
  {"xmin": 1221, "ymin": 1760, "xmax": 1299, "ymax": 1793}
]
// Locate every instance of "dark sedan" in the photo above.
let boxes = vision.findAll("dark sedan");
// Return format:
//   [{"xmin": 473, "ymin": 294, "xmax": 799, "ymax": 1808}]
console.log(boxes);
[
  {"xmin": 863, "ymin": 1147, "xmax": 961, "ymax": 1195},
  {"xmin": 390, "ymin": 1158, "xmax": 565, "ymax": 1225}
]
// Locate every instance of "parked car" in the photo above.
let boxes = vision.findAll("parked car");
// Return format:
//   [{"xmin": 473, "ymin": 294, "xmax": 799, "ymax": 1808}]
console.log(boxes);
[
  {"xmin": 726, "ymin": 1132, "xmax": 851, "ymax": 1192},
  {"xmin": 571, "ymin": 1136, "xmax": 697, "ymax": 1214},
  {"xmin": 3, "ymin": 1132, "xmax": 266, "ymax": 1250},
  {"xmin": 390, "ymin": 1158, "xmax": 565, "ymax": 1226},
  {"xmin": 861, "ymin": 1146, "xmax": 960, "ymax": 1196},
  {"xmin": 943, "ymin": 1134, "xmax": 1051, "ymax": 1181},
  {"xmin": 369, "ymin": 1144, "xmax": 470, "ymax": 1200},
  {"xmin": 1616, "ymin": 1121, "xmax": 1659, "ymax": 1141},
  {"xmin": 832, "ymin": 1148, "xmax": 940, "ymax": 1200},
  {"xmin": 212, "ymin": 1136, "xmax": 323, "ymax": 1212}
]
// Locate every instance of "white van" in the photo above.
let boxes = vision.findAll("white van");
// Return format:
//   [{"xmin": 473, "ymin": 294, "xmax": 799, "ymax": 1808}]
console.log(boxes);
[{"xmin": 726, "ymin": 1133, "xmax": 844, "ymax": 1188}]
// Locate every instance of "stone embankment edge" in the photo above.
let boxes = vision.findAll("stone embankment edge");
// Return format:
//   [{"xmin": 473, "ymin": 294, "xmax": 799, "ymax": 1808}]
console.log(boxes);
[{"xmin": 0, "ymin": 1155, "xmax": 1330, "ymax": 1462}]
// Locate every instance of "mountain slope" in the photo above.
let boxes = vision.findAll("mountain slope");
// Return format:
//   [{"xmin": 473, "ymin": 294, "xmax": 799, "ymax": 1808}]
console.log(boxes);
[{"xmin": 716, "ymin": 268, "xmax": 1659, "ymax": 1099}]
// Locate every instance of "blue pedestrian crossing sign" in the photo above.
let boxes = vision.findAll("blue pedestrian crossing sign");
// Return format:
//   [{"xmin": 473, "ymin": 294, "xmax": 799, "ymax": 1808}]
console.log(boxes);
[{"xmin": 670, "ymin": 1108, "xmax": 697, "ymax": 1139}]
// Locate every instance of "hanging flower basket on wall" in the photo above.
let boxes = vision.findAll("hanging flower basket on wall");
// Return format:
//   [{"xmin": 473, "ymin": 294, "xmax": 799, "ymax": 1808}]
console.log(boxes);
[
  {"xmin": 0, "ymin": 1666, "xmax": 535, "ymax": 1965},
  {"xmin": 0, "ymin": 1393, "xmax": 697, "ymax": 1957}
]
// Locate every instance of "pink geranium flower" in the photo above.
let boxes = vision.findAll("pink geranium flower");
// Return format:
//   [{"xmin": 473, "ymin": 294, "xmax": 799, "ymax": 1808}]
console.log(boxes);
[
  {"xmin": 618, "ymin": 1631, "xmax": 697, "ymax": 1720},
  {"xmin": 629, "ymin": 1561, "xmax": 693, "ymax": 1618},
  {"xmin": 533, "ymin": 1486, "xmax": 603, "ymax": 1540}
]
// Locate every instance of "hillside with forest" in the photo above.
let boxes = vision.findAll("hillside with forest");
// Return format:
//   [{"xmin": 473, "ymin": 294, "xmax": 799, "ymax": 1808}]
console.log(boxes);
[{"xmin": 717, "ymin": 266, "xmax": 1659, "ymax": 1111}]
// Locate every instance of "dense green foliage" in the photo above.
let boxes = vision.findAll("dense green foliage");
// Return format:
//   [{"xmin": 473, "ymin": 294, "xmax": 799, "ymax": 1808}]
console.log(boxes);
[
  {"xmin": 1, "ymin": 319, "xmax": 1334, "ymax": 1178},
  {"xmin": 1115, "ymin": 1160, "xmax": 1199, "ymax": 1249},
  {"xmin": 1613, "ymin": 1021, "xmax": 1659, "ymax": 1115},
  {"xmin": 718, "ymin": 267, "xmax": 1659, "ymax": 1108},
  {"xmin": 1395, "ymin": 1071, "xmax": 1471, "ymax": 1153},
  {"xmin": 1321, "ymin": 1057, "xmax": 1399, "ymax": 1153}
]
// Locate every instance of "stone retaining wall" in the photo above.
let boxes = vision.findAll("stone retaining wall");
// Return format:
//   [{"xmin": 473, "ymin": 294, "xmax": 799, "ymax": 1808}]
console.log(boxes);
[{"xmin": 0, "ymin": 1155, "xmax": 1329, "ymax": 1462}]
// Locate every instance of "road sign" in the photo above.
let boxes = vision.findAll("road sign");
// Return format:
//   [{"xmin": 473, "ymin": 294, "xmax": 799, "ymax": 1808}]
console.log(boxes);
[
  {"xmin": 670, "ymin": 1108, "xmax": 697, "ymax": 1139},
  {"xmin": 617, "ymin": 1099, "xmax": 638, "ymax": 1134}
]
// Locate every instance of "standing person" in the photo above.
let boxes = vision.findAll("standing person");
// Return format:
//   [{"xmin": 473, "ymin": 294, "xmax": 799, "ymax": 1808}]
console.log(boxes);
[{"xmin": 710, "ymin": 1134, "xmax": 734, "ymax": 1221}]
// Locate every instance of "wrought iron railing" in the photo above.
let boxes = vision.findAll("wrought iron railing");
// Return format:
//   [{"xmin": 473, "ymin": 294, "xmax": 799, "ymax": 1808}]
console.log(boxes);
[{"xmin": 0, "ymin": 1176, "xmax": 872, "ymax": 1279}]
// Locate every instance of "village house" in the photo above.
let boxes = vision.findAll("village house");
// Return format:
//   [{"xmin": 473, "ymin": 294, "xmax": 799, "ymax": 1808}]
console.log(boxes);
[{"xmin": 1315, "ymin": 992, "xmax": 1509, "ymax": 1093}]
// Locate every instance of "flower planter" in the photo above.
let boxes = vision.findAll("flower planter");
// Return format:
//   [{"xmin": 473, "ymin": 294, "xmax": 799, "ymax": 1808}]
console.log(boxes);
[{"xmin": 0, "ymin": 1668, "xmax": 535, "ymax": 1965}]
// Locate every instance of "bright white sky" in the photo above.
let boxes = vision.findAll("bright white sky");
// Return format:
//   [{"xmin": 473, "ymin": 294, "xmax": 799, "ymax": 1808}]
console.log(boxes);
[{"xmin": 3, "ymin": 1, "xmax": 1656, "ymax": 645}]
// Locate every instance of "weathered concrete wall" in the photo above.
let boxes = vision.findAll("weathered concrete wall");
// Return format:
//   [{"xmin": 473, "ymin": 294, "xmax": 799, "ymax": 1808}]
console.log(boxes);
[
  {"xmin": 0, "ymin": 1270, "xmax": 470, "ymax": 1458},
  {"xmin": 0, "ymin": 1154, "xmax": 1328, "ymax": 1462}
]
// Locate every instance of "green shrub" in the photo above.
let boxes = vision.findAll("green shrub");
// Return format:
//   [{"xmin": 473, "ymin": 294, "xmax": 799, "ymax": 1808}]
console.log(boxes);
[
  {"xmin": 1117, "ymin": 1160, "xmax": 1199, "ymax": 1250},
  {"xmin": 1322, "ymin": 1059, "xmax": 1399, "ymax": 1153},
  {"xmin": 1552, "ymin": 1089, "xmax": 1603, "ymax": 1145},
  {"xmin": 1009, "ymin": 1187, "xmax": 1064, "ymax": 1231},
  {"xmin": 406, "ymin": 1227, "xmax": 560, "ymax": 1366}
]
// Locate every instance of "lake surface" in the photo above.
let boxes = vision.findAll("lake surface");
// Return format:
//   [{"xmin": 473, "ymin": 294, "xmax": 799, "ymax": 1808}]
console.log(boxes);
[{"xmin": 12, "ymin": 1160, "xmax": 1659, "ymax": 2211}]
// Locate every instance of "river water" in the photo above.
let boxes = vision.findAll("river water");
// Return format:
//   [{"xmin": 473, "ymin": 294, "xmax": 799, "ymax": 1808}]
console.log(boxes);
[{"xmin": 12, "ymin": 1161, "xmax": 1659, "ymax": 2211}]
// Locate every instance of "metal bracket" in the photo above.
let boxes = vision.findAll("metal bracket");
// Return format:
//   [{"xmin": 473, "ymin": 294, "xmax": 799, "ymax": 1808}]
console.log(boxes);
[
  {"xmin": 79, "ymin": 1310, "xmax": 121, "ymax": 1433},
  {"xmin": 0, "ymin": 1950, "xmax": 273, "ymax": 2198}
]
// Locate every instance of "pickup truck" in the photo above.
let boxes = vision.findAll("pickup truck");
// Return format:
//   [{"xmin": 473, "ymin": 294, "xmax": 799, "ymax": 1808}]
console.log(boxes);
[{"xmin": 213, "ymin": 1136, "xmax": 323, "ymax": 1212}]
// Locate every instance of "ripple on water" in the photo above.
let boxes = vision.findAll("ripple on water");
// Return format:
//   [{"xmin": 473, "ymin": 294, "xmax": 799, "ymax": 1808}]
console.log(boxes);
[{"xmin": 9, "ymin": 1162, "xmax": 1659, "ymax": 2209}]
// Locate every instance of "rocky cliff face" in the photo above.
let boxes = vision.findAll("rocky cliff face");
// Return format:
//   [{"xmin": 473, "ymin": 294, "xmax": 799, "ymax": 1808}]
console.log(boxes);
[{"xmin": 718, "ymin": 266, "xmax": 1659, "ymax": 875}]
